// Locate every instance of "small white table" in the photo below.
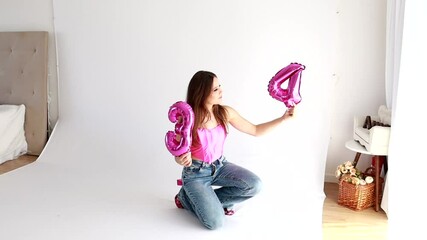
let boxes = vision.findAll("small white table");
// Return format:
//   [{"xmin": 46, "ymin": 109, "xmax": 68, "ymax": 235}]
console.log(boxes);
[{"xmin": 345, "ymin": 140, "xmax": 387, "ymax": 212}]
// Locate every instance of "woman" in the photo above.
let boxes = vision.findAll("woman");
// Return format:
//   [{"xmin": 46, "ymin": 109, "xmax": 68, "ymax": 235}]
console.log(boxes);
[{"xmin": 174, "ymin": 70, "xmax": 295, "ymax": 229}]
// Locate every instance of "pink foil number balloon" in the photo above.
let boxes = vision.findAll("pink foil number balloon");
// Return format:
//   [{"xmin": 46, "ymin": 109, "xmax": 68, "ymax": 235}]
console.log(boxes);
[
  {"xmin": 165, "ymin": 101, "xmax": 194, "ymax": 156},
  {"xmin": 268, "ymin": 62, "xmax": 305, "ymax": 108}
]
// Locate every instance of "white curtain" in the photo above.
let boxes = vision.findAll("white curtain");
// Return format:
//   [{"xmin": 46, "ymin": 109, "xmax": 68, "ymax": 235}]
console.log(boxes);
[
  {"xmin": 382, "ymin": 0, "xmax": 406, "ymax": 216},
  {"xmin": 387, "ymin": 0, "xmax": 427, "ymax": 239},
  {"xmin": 385, "ymin": 0, "xmax": 405, "ymax": 111}
]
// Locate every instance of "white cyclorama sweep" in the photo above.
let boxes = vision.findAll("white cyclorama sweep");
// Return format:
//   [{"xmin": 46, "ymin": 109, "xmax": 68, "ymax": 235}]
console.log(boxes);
[{"xmin": 0, "ymin": 1, "xmax": 335, "ymax": 239}]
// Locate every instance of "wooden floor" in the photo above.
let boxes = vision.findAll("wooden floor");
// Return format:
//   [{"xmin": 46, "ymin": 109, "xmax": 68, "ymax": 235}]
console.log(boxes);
[
  {"xmin": 0, "ymin": 155, "xmax": 37, "ymax": 175},
  {"xmin": 1, "ymin": 158, "xmax": 388, "ymax": 239},
  {"xmin": 323, "ymin": 182, "xmax": 388, "ymax": 240}
]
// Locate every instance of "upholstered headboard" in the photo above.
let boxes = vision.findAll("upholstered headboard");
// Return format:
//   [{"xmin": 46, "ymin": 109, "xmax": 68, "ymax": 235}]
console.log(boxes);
[{"xmin": 0, "ymin": 31, "xmax": 48, "ymax": 156}]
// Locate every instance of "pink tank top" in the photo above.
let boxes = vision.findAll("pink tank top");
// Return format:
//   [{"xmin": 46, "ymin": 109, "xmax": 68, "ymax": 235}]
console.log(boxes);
[{"xmin": 191, "ymin": 125, "xmax": 227, "ymax": 164}]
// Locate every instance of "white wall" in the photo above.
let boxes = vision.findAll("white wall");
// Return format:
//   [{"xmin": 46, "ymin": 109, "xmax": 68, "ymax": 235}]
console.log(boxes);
[
  {"xmin": 0, "ymin": 0, "xmax": 386, "ymax": 181},
  {"xmin": 0, "ymin": 1, "xmax": 387, "ymax": 187},
  {"xmin": 0, "ymin": 0, "xmax": 59, "ymax": 135},
  {"xmin": 326, "ymin": 0, "xmax": 387, "ymax": 181}
]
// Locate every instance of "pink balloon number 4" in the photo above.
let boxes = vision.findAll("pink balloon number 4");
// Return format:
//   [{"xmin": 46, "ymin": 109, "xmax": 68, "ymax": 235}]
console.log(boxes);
[
  {"xmin": 268, "ymin": 62, "xmax": 306, "ymax": 108},
  {"xmin": 165, "ymin": 101, "xmax": 195, "ymax": 157}
]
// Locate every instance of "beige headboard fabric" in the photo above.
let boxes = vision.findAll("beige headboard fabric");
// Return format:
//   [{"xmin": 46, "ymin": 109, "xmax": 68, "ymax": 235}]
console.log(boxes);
[{"xmin": 0, "ymin": 31, "xmax": 48, "ymax": 155}]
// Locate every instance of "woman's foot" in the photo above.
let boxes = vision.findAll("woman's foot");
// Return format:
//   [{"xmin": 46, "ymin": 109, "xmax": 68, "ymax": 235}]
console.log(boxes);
[
  {"xmin": 223, "ymin": 208, "xmax": 235, "ymax": 216},
  {"xmin": 175, "ymin": 194, "xmax": 233, "ymax": 215},
  {"xmin": 175, "ymin": 194, "xmax": 184, "ymax": 209}
]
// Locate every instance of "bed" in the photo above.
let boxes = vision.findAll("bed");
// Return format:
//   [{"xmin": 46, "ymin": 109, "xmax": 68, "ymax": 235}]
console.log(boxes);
[{"xmin": 0, "ymin": 31, "xmax": 48, "ymax": 172}]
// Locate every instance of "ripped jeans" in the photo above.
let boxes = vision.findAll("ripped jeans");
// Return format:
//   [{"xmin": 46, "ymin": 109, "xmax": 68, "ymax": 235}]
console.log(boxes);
[{"xmin": 176, "ymin": 156, "xmax": 262, "ymax": 230}]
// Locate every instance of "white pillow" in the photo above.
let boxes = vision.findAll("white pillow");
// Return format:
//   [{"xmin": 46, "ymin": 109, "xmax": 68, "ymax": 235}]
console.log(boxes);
[{"xmin": 0, "ymin": 104, "xmax": 28, "ymax": 164}]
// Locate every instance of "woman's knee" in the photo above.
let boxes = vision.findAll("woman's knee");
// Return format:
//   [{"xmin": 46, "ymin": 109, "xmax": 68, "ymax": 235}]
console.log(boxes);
[
  {"xmin": 201, "ymin": 213, "xmax": 224, "ymax": 230},
  {"xmin": 250, "ymin": 176, "xmax": 263, "ymax": 196}
]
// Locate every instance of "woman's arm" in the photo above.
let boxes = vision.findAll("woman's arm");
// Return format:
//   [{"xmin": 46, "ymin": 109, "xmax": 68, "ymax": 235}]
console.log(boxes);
[{"xmin": 224, "ymin": 105, "xmax": 295, "ymax": 137}]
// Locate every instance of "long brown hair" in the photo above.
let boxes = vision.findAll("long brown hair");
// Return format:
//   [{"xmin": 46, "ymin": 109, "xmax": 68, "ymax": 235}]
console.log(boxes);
[{"xmin": 186, "ymin": 70, "xmax": 228, "ymax": 146}]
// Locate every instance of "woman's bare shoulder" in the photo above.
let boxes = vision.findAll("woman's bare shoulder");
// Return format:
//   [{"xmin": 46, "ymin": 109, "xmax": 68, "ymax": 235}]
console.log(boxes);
[
  {"xmin": 222, "ymin": 105, "xmax": 234, "ymax": 111},
  {"xmin": 221, "ymin": 105, "xmax": 238, "ymax": 120}
]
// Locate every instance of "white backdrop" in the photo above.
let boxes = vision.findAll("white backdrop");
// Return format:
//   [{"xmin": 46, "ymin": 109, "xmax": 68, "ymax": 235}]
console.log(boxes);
[{"xmin": 0, "ymin": 0, "xmax": 336, "ymax": 239}]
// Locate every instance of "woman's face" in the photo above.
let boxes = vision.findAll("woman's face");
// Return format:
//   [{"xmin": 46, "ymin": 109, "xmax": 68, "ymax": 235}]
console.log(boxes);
[{"xmin": 206, "ymin": 77, "xmax": 222, "ymax": 106}]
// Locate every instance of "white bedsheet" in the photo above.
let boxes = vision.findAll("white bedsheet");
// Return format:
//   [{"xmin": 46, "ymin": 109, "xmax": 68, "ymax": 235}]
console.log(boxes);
[{"xmin": 0, "ymin": 104, "xmax": 28, "ymax": 164}]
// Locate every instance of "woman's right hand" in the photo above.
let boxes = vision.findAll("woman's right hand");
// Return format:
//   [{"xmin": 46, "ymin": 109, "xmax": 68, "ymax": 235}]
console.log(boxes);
[
  {"xmin": 175, "ymin": 152, "xmax": 192, "ymax": 167},
  {"xmin": 283, "ymin": 107, "xmax": 295, "ymax": 119}
]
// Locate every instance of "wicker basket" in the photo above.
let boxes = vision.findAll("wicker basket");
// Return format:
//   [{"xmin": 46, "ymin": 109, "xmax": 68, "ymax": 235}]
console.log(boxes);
[{"xmin": 338, "ymin": 177, "xmax": 383, "ymax": 211}]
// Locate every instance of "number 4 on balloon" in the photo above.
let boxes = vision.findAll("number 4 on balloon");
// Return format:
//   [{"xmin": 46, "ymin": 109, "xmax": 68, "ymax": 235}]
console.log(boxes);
[{"xmin": 267, "ymin": 62, "xmax": 305, "ymax": 108}]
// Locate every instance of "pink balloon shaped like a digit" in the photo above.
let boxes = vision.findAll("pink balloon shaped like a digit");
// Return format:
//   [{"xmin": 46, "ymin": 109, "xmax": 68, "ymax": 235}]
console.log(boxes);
[
  {"xmin": 165, "ymin": 101, "xmax": 194, "ymax": 156},
  {"xmin": 268, "ymin": 62, "xmax": 305, "ymax": 108}
]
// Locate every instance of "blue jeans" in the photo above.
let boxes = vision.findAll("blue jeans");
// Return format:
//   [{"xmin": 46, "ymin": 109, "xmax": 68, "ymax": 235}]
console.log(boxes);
[{"xmin": 176, "ymin": 156, "xmax": 262, "ymax": 230}]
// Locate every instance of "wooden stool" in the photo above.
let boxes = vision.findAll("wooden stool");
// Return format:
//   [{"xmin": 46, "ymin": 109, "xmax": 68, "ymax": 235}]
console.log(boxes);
[{"xmin": 346, "ymin": 140, "xmax": 388, "ymax": 212}]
